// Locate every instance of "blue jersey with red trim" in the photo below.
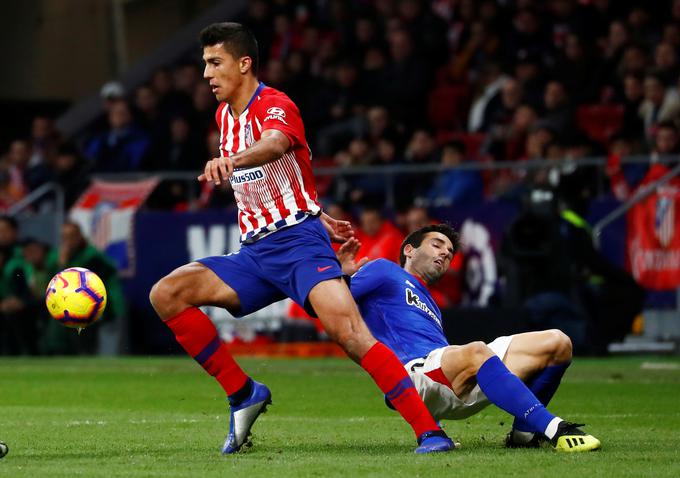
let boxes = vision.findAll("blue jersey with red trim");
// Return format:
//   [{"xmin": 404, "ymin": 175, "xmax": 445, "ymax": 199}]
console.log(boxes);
[{"xmin": 350, "ymin": 259, "xmax": 449, "ymax": 364}]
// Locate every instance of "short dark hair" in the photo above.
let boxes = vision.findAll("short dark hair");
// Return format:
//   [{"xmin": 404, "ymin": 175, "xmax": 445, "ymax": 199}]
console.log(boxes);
[
  {"xmin": 200, "ymin": 22, "xmax": 259, "ymax": 74},
  {"xmin": 399, "ymin": 224, "xmax": 460, "ymax": 267},
  {"xmin": 443, "ymin": 140, "xmax": 466, "ymax": 155}
]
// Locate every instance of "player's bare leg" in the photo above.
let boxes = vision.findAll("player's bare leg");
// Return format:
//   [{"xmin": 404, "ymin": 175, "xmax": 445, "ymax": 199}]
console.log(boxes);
[
  {"xmin": 500, "ymin": 330, "xmax": 579, "ymax": 448},
  {"xmin": 150, "ymin": 262, "xmax": 241, "ymax": 318},
  {"xmin": 502, "ymin": 330, "xmax": 573, "ymax": 381},
  {"xmin": 150, "ymin": 263, "xmax": 271, "ymax": 454},
  {"xmin": 307, "ymin": 278, "xmax": 454, "ymax": 453},
  {"xmin": 437, "ymin": 339, "xmax": 598, "ymax": 452}
]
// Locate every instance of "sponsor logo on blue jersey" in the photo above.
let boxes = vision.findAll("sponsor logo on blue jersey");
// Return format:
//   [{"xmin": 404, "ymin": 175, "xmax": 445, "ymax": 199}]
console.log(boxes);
[
  {"xmin": 405, "ymin": 288, "xmax": 441, "ymax": 327},
  {"xmin": 230, "ymin": 167, "xmax": 266, "ymax": 184}
]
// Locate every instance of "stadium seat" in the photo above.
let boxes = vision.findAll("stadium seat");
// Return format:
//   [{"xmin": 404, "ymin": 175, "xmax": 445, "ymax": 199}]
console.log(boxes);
[
  {"xmin": 576, "ymin": 104, "xmax": 624, "ymax": 145},
  {"xmin": 427, "ymin": 85, "xmax": 470, "ymax": 130}
]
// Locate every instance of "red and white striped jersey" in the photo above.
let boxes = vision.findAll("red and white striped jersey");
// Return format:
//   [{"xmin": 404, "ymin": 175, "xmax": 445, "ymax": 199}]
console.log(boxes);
[{"xmin": 216, "ymin": 83, "xmax": 321, "ymax": 242}]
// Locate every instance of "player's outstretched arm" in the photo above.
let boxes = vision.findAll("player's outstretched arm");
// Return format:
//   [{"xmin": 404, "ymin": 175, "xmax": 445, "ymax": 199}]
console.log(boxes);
[
  {"xmin": 320, "ymin": 212, "xmax": 354, "ymax": 243},
  {"xmin": 336, "ymin": 238, "xmax": 369, "ymax": 275},
  {"xmin": 198, "ymin": 129, "xmax": 290, "ymax": 184}
]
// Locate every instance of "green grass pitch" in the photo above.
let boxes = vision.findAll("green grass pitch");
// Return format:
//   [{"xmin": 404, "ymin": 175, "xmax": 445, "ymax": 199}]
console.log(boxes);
[{"xmin": 1, "ymin": 356, "xmax": 679, "ymax": 477}]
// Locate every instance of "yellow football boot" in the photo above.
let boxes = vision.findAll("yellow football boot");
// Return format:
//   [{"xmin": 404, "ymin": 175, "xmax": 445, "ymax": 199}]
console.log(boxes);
[{"xmin": 552, "ymin": 422, "xmax": 601, "ymax": 452}]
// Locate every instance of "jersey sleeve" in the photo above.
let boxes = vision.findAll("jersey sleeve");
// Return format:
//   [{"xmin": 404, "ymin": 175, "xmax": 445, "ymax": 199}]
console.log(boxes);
[
  {"xmin": 257, "ymin": 94, "xmax": 305, "ymax": 148},
  {"xmin": 350, "ymin": 259, "xmax": 392, "ymax": 302}
]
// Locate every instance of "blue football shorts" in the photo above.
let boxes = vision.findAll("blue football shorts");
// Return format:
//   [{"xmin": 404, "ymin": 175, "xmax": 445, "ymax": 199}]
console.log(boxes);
[{"xmin": 197, "ymin": 215, "xmax": 343, "ymax": 318}]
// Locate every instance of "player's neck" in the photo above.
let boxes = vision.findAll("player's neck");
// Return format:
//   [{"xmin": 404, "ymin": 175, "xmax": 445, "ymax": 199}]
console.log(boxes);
[
  {"xmin": 229, "ymin": 76, "xmax": 261, "ymax": 117},
  {"xmin": 404, "ymin": 266, "xmax": 431, "ymax": 288}
]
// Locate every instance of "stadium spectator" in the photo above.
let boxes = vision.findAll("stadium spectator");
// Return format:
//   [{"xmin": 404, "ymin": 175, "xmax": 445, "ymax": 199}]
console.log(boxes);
[
  {"xmin": 314, "ymin": 60, "xmax": 368, "ymax": 156},
  {"xmin": 540, "ymin": 80, "xmax": 574, "ymax": 137},
  {"xmin": 398, "ymin": 129, "xmax": 439, "ymax": 206},
  {"xmin": 488, "ymin": 103, "xmax": 539, "ymax": 164},
  {"xmin": 468, "ymin": 62, "xmax": 509, "ymax": 133},
  {"xmin": 3, "ymin": 239, "xmax": 61, "ymax": 355},
  {"xmin": 480, "ymin": 77, "xmax": 523, "ymax": 133},
  {"xmin": 51, "ymin": 143, "xmax": 91, "ymax": 209},
  {"xmin": 29, "ymin": 116, "xmax": 59, "ymax": 168},
  {"xmin": 512, "ymin": 49, "xmax": 547, "ymax": 109},
  {"xmin": 421, "ymin": 140, "xmax": 483, "ymax": 207},
  {"xmin": 58, "ymin": 221, "xmax": 125, "ymax": 354},
  {"xmin": 84, "ymin": 100, "xmax": 151, "ymax": 173},
  {"xmin": 504, "ymin": 7, "xmax": 553, "ymax": 70},
  {"xmin": 551, "ymin": 33, "xmax": 602, "ymax": 104},
  {"xmin": 5, "ymin": 139, "xmax": 50, "ymax": 196},
  {"xmin": 145, "ymin": 116, "xmax": 205, "ymax": 172},
  {"xmin": 638, "ymin": 72, "xmax": 680, "ymax": 143},
  {"xmin": 448, "ymin": 20, "xmax": 500, "ymax": 82},
  {"xmin": 382, "ymin": 27, "xmax": 431, "ymax": 128},
  {"xmin": 134, "ymin": 84, "xmax": 161, "ymax": 129},
  {"xmin": 654, "ymin": 42, "xmax": 680, "ymax": 86},
  {"xmin": 620, "ymin": 72, "xmax": 646, "ymax": 138},
  {"xmin": 0, "ymin": 217, "xmax": 34, "ymax": 355},
  {"xmin": 355, "ymin": 206, "xmax": 404, "ymax": 264}
]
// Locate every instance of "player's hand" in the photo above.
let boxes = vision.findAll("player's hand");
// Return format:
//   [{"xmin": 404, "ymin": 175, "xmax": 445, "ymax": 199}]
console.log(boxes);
[
  {"xmin": 198, "ymin": 157, "xmax": 234, "ymax": 185},
  {"xmin": 336, "ymin": 238, "xmax": 369, "ymax": 276},
  {"xmin": 320, "ymin": 212, "xmax": 354, "ymax": 243}
]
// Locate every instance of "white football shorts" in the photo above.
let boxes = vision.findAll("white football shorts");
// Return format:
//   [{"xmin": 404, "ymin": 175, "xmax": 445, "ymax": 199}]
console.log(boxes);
[{"xmin": 404, "ymin": 336, "xmax": 514, "ymax": 421}]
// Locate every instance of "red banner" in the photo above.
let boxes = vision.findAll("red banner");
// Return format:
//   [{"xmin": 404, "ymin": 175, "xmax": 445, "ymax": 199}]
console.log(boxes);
[
  {"xmin": 70, "ymin": 178, "xmax": 159, "ymax": 276},
  {"xmin": 627, "ymin": 164, "xmax": 680, "ymax": 290}
]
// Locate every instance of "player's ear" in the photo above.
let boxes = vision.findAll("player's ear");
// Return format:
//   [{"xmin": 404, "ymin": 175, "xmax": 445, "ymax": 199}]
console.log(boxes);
[
  {"xmin": 239, "ymin": 56, "xmax": 252, "ymax": 74},
  {"xmin": 403, "ymin": 244, "xmax": 415, "ymax": 261}
]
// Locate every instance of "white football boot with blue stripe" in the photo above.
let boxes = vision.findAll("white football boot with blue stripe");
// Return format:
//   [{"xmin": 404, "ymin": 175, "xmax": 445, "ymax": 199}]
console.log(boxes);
[{"xmin": 221, "ymin": 380, "xmax": 272, "ymax": 454}]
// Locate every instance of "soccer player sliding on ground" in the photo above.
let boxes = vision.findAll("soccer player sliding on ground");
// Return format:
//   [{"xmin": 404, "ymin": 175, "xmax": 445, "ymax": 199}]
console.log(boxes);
[
  {"xmin": 149, "ymin": 22, "xmax": 453, "ymax": 454},
  {"xmin": 337, "ymin": 224, "xmax": 601, "ymax": 452}
]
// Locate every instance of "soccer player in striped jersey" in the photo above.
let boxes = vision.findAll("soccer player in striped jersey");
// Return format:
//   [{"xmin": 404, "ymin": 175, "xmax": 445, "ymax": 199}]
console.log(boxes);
[
  {"xmin": 149, "ymin": 22, "xmax": 453, "ymax": 454},
  {"xmin": 337, "ymin": 225, "xmax": 601, "ymax": 452}
]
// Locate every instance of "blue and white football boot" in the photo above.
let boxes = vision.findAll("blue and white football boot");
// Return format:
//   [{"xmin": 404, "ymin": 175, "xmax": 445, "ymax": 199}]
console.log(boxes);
[
  {"xmin": 221, "ymin": 380, "xmax": 272, "ymax": 454},
  {"xmin": 415, "ymin": 430, "xmax": 456, "ymax": 454}
]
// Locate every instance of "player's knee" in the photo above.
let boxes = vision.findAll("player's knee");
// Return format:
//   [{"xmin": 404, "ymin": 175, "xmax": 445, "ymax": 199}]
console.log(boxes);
[
  {"xmin": 149, "ymin": 276, "xmax": 184, "ymax": 314},
  {"xmin": 465, "ymin": 341, "xmax": 494, "ymax": 369},
  {"xmin": 322, "ymin": 315, "xmax": 373, "ymax": 360},
  {"xmin": 547, "ymin": 329, "xmax": 573, "ymax": 363}
]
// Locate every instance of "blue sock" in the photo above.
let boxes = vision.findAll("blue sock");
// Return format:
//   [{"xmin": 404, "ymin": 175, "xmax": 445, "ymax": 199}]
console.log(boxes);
[
  {"xmin": 512, "ymin": 362, "xmax": 570, "ymax": 433},
  {"xmin": 477, "ymin": 356, "xmax": 559, "ymax": 437}
]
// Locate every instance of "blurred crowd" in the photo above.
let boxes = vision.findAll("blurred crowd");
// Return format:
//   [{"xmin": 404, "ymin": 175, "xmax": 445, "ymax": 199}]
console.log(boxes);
[
  {"xmin": 3, "ymin": 1, "xmax": 680, "ymax": 213},
  {"xmin": 2, "ymin": 0, "xmax": 673, "ymax": 353},
  {"xmin": 0, "ymin": 216, "xmax": 125, "ymax": 355}
]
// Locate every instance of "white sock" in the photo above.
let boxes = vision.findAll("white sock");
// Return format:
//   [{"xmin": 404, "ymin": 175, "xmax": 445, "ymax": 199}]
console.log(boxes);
[{"xmin": 543, "ymin": 417, "xmax": 563, "ymax": 439}]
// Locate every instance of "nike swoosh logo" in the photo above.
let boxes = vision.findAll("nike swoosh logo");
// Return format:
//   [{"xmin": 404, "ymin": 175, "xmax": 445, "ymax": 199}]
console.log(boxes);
[{"xmin": 317, "ymin": 265, "xmax": 333, "ymax": 272}]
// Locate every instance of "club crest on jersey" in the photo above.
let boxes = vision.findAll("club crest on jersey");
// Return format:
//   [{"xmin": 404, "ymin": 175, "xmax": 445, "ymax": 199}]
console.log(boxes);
[
  {"xmin": 244, "ymin": 123, "xmax": 254, "ymax": 147},
  {"xmin": 264, "ymin": 106, "xmax": 288, "ymax": 124},
  {"xmin": 230, "ymin": 166, "xmax": 266, "ymax": 185},
  {"xmin": 405, "ymin": 288, "xmax": 441, "ymax": 326}
]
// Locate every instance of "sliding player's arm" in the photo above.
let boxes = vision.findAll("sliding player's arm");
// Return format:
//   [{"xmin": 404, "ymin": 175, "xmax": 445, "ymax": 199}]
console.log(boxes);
[
  {"xmin": 198, "ymin": 129, "xmax": 290, "ymax": 184},
  {"xmin": 336, "ymin": 238, "xmax": 369, "ymax": 275},
  {"xmin": 320, "ymin": 212, "xmax": 354, "ymax": 243}
]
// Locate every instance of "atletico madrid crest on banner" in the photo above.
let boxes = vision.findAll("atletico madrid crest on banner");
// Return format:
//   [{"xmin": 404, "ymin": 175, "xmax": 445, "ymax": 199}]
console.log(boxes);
[
  {"xmin": 654, "ymin": 192, "xmax": 674, "ymax": 248},
  {"xmin": 627, "ymin": 165, "xmax": 680, "ymax": 290}
]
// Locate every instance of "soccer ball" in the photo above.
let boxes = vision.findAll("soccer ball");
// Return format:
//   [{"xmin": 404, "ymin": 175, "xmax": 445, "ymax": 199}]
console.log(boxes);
[{"xmin": 45, "ymin": 267, "xmax": 107, "ymax": 328}]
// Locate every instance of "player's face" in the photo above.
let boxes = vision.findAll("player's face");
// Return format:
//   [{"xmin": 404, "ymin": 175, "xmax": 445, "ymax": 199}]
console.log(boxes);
[
  {"xmin": 203, "ymin": 44, "xmax": 245, "ymax": 103},
  {"xmin": 407, "ymin": 232, "xmax": 455, "ymax": 285}
]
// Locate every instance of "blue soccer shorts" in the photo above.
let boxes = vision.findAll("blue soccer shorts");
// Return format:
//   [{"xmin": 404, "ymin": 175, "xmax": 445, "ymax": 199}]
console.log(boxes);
[{"xmin": 197, "ymin": 216, "xmax": 343, "ymax": 318}]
